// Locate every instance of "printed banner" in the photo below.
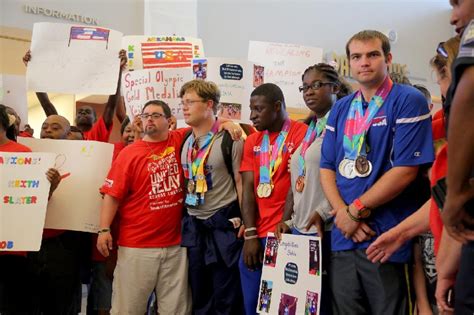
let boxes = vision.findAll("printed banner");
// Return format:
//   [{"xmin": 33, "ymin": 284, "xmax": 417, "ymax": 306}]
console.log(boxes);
[
  {"xmin": 27, "ymin": 22, "xmax": 123, "ymax": 95},
  {"xmin": 257, "ymin": 233, "xmax": 322, "ymax": 315},
  {"xmin": 0, "ymin": 152, "xmax": 55, "ymax": 251},
  {"xmin": 248, "ymin": 41, "xmax": 323, "ymax": 109},
  {"xmin": 122, "ymin": 67, "xmax": 194, "ymax": 120},
  {"xmin": 19, "ymin": 138, "xmax": 113, "ymax": 233},
  {"xmin": 203, "ymin": 57, "xmax": 253, "ymax": 124},
  {"xmin": 123, "ymin": 35, "xmax": 205, "ymax": 71}
]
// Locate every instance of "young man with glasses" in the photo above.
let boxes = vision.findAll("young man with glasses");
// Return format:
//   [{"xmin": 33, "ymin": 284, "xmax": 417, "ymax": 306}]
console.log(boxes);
[
  {"xmin": 320, "ymin": 30, "xmax": 434, "ymax": 314},
  {"xmin": 97, "ymin": 100, "xmax": 191, "ymax": 314},
  {"xmin": 179, "ymin": 79, "xmax": 245, "ymax": 314}
]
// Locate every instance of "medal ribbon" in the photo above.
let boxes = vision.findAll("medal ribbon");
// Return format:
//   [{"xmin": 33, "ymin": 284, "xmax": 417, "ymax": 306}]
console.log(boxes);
[
  {"xmin": 297, "ymin": 112, "xmax": 329, "ymax": 177},
  {"xmin": 259, "ymin": 119, "xmax": 291, "ymax": 186},
  {"xmin": 343, "ymin": 76, "xmax": 393, "ymax": 159},
  {"xmin": 185, "ymin": 120, "xmax": 220, "ymax": 195}
]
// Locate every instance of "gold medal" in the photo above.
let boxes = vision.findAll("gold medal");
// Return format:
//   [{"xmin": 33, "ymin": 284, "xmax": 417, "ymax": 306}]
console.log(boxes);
[
  {"xmin": 187, "ymin": 179, "xmax": 195, "ymax": 193},
  {"xmin": 257, "ymin": 183, "xmax": 273, "ymax": 198},
  {"xmin": 295, "ymin": 176, "xmax": 305, "ymax": 193}
]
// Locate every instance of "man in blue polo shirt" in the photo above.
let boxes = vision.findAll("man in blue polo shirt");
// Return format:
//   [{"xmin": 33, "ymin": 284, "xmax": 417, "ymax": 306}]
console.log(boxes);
[{"xmin": 320, "ymin": 30, "xmax": 434, "ymax": 315}]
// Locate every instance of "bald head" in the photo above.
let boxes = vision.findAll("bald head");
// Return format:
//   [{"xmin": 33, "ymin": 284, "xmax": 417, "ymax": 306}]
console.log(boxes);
[{"xmin": 40, "ymin": 115, "xmax": 71, "ymax": 140}]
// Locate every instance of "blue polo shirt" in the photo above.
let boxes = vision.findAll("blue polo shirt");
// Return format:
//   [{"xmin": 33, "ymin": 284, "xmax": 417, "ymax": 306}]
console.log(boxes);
[{"xmin": 320, "ymin": 83, "xmax": 434, "ymax": 263}]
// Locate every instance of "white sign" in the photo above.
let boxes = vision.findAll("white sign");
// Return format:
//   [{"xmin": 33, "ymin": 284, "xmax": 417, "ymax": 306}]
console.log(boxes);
[
  {"xmin": 0, "ymin": 152, "xmax": 55, "ymax": 251},
  {"xmin": 248, "ymin": 41, "xmax": 323, "ymax": 109},
  {"xmin": 27, "ymin": 22, "xmax": 122, "ymax": 95},
  {"xmin": 19, "ymin": 138, "xmax": 113, "ymax": 233},
  {"xmin": 257, "ymin": 233, "xmax": 322, "ymax": 315},
  {"xmin": 123, "ymin": 35, "xmax": 205, "ymax": 71},
  {"xmin": 204, "ymin": 57, "xmax": 253, "ymax": 124},
  {"xmin": 122, "ymin": 67, "xmax": 193, "ymax": 120}
]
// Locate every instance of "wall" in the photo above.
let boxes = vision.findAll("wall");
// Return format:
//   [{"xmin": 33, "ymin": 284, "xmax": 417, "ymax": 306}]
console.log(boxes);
[
  {"xmin": 197, "ymin": 0, "xmax": 454, "ymax": 102},
  {"xmin": 0, "ymin": 0, "xmax": 144, "ymax": 133}
]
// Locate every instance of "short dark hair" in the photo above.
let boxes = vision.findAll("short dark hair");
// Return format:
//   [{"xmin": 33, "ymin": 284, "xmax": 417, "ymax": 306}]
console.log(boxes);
[
  {"xmin": 302, "ymin": 63, "xmax": 353, "ymax": 100},
  {"xmin": 120, "ymin": 116, "xmax": 131, "ymax": 135},
  {"xmin": 0, "ymin": 104, "xmax": 17, "ymax": 141},
  {"xmin": 142, "ymin": 100, "xmax": 172, "ymax": 118},
  {"xmin": 413, "ymin": 84, "xmax": 432, "ymax": 104},
  {"xmin": 346, "ymin": 30, "xmax": 391, "ymax": 59},
  {"xmin": 250, "ymin": 83, "xmax": 285, "ymax": 107}
]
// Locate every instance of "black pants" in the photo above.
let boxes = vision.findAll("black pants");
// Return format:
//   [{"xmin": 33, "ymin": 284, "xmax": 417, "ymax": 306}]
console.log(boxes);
[
  {"xmin": 0, "ymin": 255, "xmax": 35, "ymax": 314},
  {"xmin": 455, "ymin": 241, "xmax": 474, "ymax": 315},
  {"xmin": 28, "ymin": 231, "xmax": 82, "ymax": 315},
  {"xmin": 330, "ymin": 249, "xmax": 411, "ymax": 315}
]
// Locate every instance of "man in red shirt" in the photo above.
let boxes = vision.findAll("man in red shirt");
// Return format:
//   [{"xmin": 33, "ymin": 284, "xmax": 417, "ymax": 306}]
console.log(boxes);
[
  {"xmin": 97, "ymin": 100, "xmax": 191, "ymax": 314},
  {"xmin": 239, "ymin": 83, "xmax": 307, "ymax": 314}
]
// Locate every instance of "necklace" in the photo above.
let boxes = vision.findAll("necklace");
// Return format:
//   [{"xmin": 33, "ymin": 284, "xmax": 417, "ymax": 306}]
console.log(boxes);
[{"xmin": 143, "ymin": 135, "xmax": 171, "ymax": 161}]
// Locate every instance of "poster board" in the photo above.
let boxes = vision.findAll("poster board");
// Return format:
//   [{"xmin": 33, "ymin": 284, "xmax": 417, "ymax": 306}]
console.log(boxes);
[
  {"xmin": 257, "ymin": 233, "xmax": 322, "ymax": 315},
  {"xmin": 122, "ymin": 67, "xmax": 193, "ymax": 120},
  {"xmin": 123, "ymin": 35, "xmax": 205, "ymax": 71},
  {"xmin": 248, "ymin": 41, "xmax": 323, "ymax": 109},
  {"xmin": 204, "ymin": 57, "xmax": 253, "ymax": 124},
  {"xmin": 27, "ymin": 22, "xmax": 123, "ymax": 95},
  {"xmin": 18, "ymin": 138, "xmax": 113, "ymax": 233},
  {"xmin": 0, "ymin": 152, "xmax": 55, "ymax": 251}
]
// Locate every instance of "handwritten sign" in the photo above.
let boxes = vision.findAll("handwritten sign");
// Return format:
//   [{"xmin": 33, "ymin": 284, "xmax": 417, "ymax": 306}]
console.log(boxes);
[
  {"xmin": 248, "ymin": 41, "xmax": 323, "ymax": 109},
  {"xmin": 123, "ymin": 35, "xmax": 205, "ymax": 71},
  {"xmin": 19, "ymin": 138, "xmax": 113, "ymax": 233},
  {"xmin": 204, "ymin": 57, "xmax": 253, "ymax": 123},
  {"xmin": 122, "ymin": 67, "xmax": 193, "ymax": 120},
  {"xmin": 0, "ymin": 152, "xmax": 55, "ymax": 251},
  {"xmin": 257, "ymin": 233, "xmax": 322, "ymax": 315},
  {"xmin": 27, "ymin": 22, "xmax": 123, "ymax": 95}
]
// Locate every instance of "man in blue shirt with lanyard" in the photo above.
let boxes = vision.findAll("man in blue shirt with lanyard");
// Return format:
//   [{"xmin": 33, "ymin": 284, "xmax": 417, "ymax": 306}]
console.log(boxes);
[{"xmin": 320, "ymin": 30, "xmax": 434, "ymax": 315}]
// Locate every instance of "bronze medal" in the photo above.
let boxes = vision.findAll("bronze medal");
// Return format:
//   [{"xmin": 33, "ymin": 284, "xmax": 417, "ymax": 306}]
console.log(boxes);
[
  {"xmin": 187, "ymin": 179, "xmax": 195, "ymax": 193},
  {"xmin": 354, "ymin": 156, "xmax": 372, "ymax": 177},
  {"xmin": 295, "ymin": 176, "xmax": 305, "ymax": 193}
]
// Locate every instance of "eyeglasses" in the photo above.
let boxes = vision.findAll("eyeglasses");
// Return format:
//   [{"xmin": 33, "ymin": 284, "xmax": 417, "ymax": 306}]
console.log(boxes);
[
  {"xmin": 437, "ymin": 42, "xmax": 448, "ymax": 58},
  {"xmin": 140, "ymin": 113, "xmax": 166, "ymax": 120},
  {"xmin": 298, "ymin": 81, "xmax": 334, "ymax": 93},
  {"xmin": 179, "ymin": 99, "xmax": 205, "ymax": 107}
]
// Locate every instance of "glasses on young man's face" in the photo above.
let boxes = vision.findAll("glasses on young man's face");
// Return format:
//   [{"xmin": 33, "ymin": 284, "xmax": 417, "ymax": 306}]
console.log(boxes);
[
  {"xmin": 437, "ymin": 42, "xmax": 448, "ymax": 58},
  {"xmin": 298, "ymin": 81, "xmax": 334, "ymax": 93},
  {"xmin": 140, "ymin": 112, "xmax": 166, "ymax": 120},
  {"xmin": 179, "ymin": 99, "xmax": 205, "ymax": 107}
]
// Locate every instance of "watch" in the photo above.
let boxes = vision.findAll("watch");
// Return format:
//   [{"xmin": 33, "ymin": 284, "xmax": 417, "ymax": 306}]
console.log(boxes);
[{"xmin": 353, "ymin": 198, "xmax": 371, "ymax": 219}]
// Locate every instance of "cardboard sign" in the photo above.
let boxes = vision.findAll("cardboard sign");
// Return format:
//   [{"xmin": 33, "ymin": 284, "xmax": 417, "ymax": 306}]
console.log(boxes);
[
  {"xmin": 0, "ymin": 152, "xmax": 55, "ymax": 251},
  {"xmin": 257, "ymin": 233, "xmax": 322, "ymax": 315}
]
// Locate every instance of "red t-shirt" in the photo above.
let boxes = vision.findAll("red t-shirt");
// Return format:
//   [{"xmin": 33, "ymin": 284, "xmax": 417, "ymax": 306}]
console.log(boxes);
[
  {"xmin": 240, "ymin": 120, "xmax": 307, "ymax": 237},
  {"xmin": 429, "ymin": 143, "xmax": 447, "ymax": 255},
  {"xmin": 100, "ymin": 129, "xmax": 188, "ymax": 248},
  {"xmin": 83, "ymin": 116, "xmax": 113, "ymax": 142},
  {"xmin": 0, "ymin": 140, "xmax": 32, "ymax": 257}
]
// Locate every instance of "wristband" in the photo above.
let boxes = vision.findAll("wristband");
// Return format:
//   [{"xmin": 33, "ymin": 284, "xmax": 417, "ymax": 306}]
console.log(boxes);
[
  {"xmin": 345, "ymin": 207, "xmax": 361, "ymax": 222},
  {"xmin": 244, "ymin": 234, "xmax": 259, "ymax": 241},
  {"xmin": 353, "ymin": 198, "xmax": 371, "ymax": 219},
  {"xmin": 98, "ymin": 228, "xmax": 111, "ymax": 234},
  {"xmin": 244, "ymin": 227, "xmax": 257, "ymax": 233}
]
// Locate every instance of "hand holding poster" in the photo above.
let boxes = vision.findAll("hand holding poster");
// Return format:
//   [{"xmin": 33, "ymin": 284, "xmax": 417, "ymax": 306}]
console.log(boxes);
[
  {"xmin": 122, "ymin": 68, "xmax": 194, "ymax": 120},
  {"xmin": 27, "ymin": 22, "xmax": 123, "ymax": 95},
  {"xmin": 248, "ymin": 41, "xmax": 323, "ymax": 109},
  {"xmin": 0, "ymin": 152, "xmax": 55, "ymax": 251},
  {"xmin": 258, "ymin": 233, "xmax": 322, "ymax": 315},
  {"xmin": 18, "ymin": 138, "xmax": 113, "ymax": 233}
]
